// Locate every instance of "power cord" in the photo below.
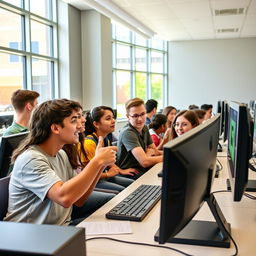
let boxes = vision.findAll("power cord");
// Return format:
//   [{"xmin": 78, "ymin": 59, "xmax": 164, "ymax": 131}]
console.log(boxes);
[
  {"xmin": 86, "ymin": 237, "xmax": 194, "ymax": 256},
  {"xmin": 211, "ymin": 190, "xmax": 238, "ymax": 256}
]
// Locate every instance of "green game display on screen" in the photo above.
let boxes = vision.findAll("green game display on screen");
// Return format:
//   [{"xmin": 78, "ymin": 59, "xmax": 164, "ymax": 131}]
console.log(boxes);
[{"xmin": 228, "ymin": 119, "xmax": 236, "ymax": 162}]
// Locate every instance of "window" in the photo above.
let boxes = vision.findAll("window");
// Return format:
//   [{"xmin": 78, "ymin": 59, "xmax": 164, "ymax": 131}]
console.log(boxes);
[
  {"xmin": 0, "ymin": 0, "xmax": 58, "ymax": 114},
  {"xmin": 112, "ymin": 23, "xmax": 168, "ymax": 118}
]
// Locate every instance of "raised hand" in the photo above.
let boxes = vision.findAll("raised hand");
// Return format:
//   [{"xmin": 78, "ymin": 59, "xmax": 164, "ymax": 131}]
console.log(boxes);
[{"xmin": 95, "ymin": 136, "xmax": 117, "ymax": 167}]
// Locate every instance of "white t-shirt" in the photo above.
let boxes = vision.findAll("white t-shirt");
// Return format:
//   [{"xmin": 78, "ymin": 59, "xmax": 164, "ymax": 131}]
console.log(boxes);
[{"xmin": 5, "ymin": 145, "xmax": 76, "ymax": 225}]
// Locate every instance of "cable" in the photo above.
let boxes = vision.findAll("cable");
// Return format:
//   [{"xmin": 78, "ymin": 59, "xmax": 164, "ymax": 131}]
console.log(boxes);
[
  {"xmin": 216, "ymin": 158, "xmax": 223, "ymax": 171},
  {"xmin": 210, "ymin": 191, "xmax": 238, "ymax": 256},
  {"xmin": 212, "ymin": 189, "xmax": 256, "ymax": 200},
  {"xmin": 86, "ymin": 237, "xmax": 194, "ymax": 256}
]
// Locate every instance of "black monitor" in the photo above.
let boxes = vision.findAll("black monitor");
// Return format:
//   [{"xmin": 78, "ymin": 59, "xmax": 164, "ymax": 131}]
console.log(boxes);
[
  {"xmin": 253, "ymin": 109, "xmax": 256, "ymax": 154},
  {"xmin": 155, "ymin": 114, "xmax": 231, "ymax": 248},
  {"xmin": 0, "ymin": 131, "xmax": 29, "ymax": 178},
  {"xmin": 226, "ymin": 102, "xmax": 256, "ymax": 197},
  {"xmin": 223, "ymin": 101, "xmax": 229, "ymax": 143},
  {"xmin": 217, "ymin": 100, "xmax": 224, "ymax": 136},
  {"xmin": 0, "ymin": 114, "xmax": 14, "ymax": 129}
]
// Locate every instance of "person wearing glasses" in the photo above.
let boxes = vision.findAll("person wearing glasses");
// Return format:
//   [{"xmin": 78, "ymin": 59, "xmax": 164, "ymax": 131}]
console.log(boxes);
[
  {"xmin": 170, "ymin": 110, "xmax": 199, "ymax": 139},
  {"xmin": 117, "ymin": 98, "xmax": 163, "ymax": 180}
]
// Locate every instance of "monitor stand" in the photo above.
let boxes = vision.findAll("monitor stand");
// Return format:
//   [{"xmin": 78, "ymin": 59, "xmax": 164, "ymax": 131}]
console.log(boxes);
[
  {"xmin": 226, "ymin": 178, "xmax": 256, "ymax": 192},
  {"xmin": 154, "ymin": 194, "xmax": 231, "ymax": 248}
]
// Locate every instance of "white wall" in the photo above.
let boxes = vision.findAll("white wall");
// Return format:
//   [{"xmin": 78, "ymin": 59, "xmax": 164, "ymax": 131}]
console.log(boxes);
[
  {"xmin": 168, "ymin": 38, "xmax": 256, "ymax": 111},
  {"xmin": 58, "ymin": 2, "xmax": 82, "ymax": 102}
]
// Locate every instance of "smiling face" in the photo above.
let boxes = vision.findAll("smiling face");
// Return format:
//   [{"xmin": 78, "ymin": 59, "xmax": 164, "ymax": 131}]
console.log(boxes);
[
  {"xmin": 77, "ymin": 108, "xmax": 86, "ymax": 133},
  {"xmin": 167, "ymin": 109, "xmax": 177, "ymax": 124},
  {"xmin": 93, "ymin": 109, "xmax": 116, "ymax": 136},
  {"xmin": 127, "ymin": 104, "xmax": 146, "ymax": 132},
  {"xmin": 57, "ymin": 110, "xmax": 81, "ymax": 144},
  {"xmin": 174, "ymin": 115, "xmax": 193, "ymax": 137}
]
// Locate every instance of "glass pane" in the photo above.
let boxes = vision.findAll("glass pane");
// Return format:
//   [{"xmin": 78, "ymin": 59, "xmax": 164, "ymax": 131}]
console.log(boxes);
[
  {"xmin": 116, "ymin": 71, "xmax": 130, "ymax": 118},
  {"xmin": 6, "ymin": 0, "xmax": 22, "ymax": 8},
  {"xmin": 135, "ymin": 48, "xmax": 147, "ymax": 71},
  {"xmin": 135, "ymin": 34, "xmax": 147, "ymax": 47},
  {"xmin": 32, "ymin": 58, "xmax": 53, "ymax": 102},
  {"xmin": 0, "ymin": 8, "xmax": 23, "ymax": 50},
  {"xmin": 30, "ymin": 0, "xmax": 51, "ymax": 19},
  {"xmin": 116, "ymin": 44, "xmax": 131, "ymax": 70},
  {"xmin": 31, "ymin": 20, "xmax": 52, "ymax": 56},
  {"xmin": 0, "ymin": 52, "xmax": 23, "ymax": 113},
  {"xmin": 150, "ymin": 37, "xmax": 164, "ymax": 50},
  {"xmin": 115, "ymin": 24, "xmax": 131, "ymax": 42},
  {"xmin": 151, "ymin": 74, "xmax": 163, "ymax": 108},
  {"xmin": 151, "ymin": 51, "xmax": 163, "ymax": 73},
  {"xmin": 135, "ymin": 72, "xmax": 146, "ymax": 101}
]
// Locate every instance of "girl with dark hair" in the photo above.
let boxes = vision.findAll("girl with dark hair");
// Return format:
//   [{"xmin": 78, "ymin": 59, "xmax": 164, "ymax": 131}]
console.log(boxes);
[
  {"xmin": 80, "ymin": 106, "xmax": 138, "ymax": 191},
  {"xmin": 148, "ymin": 114, "xmax": 170, "ymax": 150},
  {"xmin": 170, "ymin": 110, "xmax": 200, "ymax": 139}
]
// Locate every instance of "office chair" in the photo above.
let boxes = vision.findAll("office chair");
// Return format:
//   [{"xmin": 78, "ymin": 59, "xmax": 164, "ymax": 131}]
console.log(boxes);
[{"xmin": 0, "ymin": 175, "xmax": 10, "ymax": 220}]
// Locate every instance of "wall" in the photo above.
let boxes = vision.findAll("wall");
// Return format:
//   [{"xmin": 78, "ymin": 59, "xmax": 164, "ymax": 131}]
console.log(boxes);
[
  {"xmin": 58, "ymin": 2, "xmax": 82, "ymax": 102},
  {"xmin": 168, "ymin": 38, "xmax": 256, "ymax": 111}
]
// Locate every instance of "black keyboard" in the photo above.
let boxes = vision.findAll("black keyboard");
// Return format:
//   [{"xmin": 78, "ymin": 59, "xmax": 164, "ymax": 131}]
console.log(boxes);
[{"xmin": 106, "ymin": 184, "xmax": 161, "ymax": 221}]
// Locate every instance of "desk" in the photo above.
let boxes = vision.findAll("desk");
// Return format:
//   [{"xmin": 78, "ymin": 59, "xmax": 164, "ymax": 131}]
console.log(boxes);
[{"xmin": 82, "ymin": 155, "xmax": 256, "ymax": 256}]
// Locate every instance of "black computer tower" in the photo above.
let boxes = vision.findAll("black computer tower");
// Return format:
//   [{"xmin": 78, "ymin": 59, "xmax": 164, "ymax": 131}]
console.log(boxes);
[{"xmin": 0, "ymin": 222, "xmax": 86, "ymax": 255}]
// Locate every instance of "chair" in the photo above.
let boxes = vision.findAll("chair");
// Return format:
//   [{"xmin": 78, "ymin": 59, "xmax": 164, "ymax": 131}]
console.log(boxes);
[{"xmin": 0, "ymin": 176, "xmax": 10, "ymax": 220}]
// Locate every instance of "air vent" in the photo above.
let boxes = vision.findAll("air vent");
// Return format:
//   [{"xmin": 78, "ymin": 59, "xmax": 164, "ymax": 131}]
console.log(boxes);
[
  {"xmin": 217, "ymin": 28, "xmax": 239, "ymax": 33},
  {"xmin": 214, "ymin": 8, "xmax": 246, "ymax": 16}
]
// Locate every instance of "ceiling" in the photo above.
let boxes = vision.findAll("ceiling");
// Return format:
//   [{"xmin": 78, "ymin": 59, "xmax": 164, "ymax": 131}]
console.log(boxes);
[{"xmin": 64, "ymin": 0, "xmax": 256, "ymax": 41}]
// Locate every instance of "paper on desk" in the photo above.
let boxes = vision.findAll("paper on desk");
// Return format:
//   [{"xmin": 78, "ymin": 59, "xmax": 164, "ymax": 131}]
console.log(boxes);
[{"xmin": 77, "ymin": 221, "xmax": 132, "ymax": 235}]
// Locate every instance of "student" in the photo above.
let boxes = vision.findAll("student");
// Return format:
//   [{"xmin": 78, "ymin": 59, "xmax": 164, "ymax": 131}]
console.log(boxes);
[
  {"xmin": 62, "ymin": 105, "xmax": 115, "ymax": 224},
  {"xmin": 162, "ymin": 105, "xmax": 177, "ymax": 128},
  {"xmin": 3, "ymin": 89, "xmax": 39, "ymax": 136},
  {"xmin": 200, "ymin": 104, "xmax": 213, "ymax": 120},
  {"xmin": 145, "ymin": 99, "xmax": 158, "ymax": 125},
  {"xmin": 170, "ymin": 110, "xmax": 199, "ymax": 139},
  {"xmin": 4, "ymin": 99, "xmax": 117, "ymax": 225},
  {"xmin": 117, "ymin": 98, "xmax": 163, "ymax": 179},
  {"xmin": 193, "ymin": 109, "xmax": 206, "ymax": 124},
  {"xmin": 188, "ymin": 104, "xmax": 199, "ymax": 110},
  {"xmin": 80, "ymin": 106, "xmax": 137, "ymax": 191},
  {"xmin": 148, "ymin": 114, "xmax": 170, "ymax": 150}
]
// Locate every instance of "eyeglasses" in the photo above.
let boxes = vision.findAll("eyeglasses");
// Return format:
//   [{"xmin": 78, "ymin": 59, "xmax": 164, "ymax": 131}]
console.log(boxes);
[
  {"xmin": 129, "ymin": 112, "xmax": 146, "ymax": 119},
  {"xmin": 173, "ymin": 122, "xmax": 190, "ymax": 128}
]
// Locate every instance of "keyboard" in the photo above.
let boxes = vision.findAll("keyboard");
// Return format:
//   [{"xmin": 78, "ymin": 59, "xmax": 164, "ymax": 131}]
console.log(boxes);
[{"xmin": 106, "ymin": 184, "xmax": 161, "ymax": 221}]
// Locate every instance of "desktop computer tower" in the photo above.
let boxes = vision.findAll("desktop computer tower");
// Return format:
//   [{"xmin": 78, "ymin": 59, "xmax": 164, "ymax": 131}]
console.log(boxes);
[{"xmin": 0, "ymin": 222, "xmax": 86, "ymax": 256}]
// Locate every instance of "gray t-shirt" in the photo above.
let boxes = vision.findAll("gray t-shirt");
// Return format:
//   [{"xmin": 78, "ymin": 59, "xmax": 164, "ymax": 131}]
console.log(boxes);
[
  {"xmin": 4, "ymin": 145, "xmax": 76, "ymax": 225},
  {"xmin": 117, "ymin": 123, "xmax": 152, "ymax": 172}
]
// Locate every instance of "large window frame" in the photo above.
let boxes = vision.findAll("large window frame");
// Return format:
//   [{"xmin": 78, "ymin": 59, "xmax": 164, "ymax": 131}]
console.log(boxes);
[
  {"xmin": 0, "ymin": 0, "xmax": 58, "ymax": 114},
  {"xmin": 112, "ymin": 23, "xmax": 168, "ymax": 119}
]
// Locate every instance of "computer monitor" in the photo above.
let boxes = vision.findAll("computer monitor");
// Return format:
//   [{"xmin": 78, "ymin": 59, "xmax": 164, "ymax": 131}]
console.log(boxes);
[
  {"xmin": 0, "ymin": 114, "xmax": 14, "ymax": 129},
  {"xmin": 217, "ymin": 100, "xmax": 224, "ymax": 136},
  {"xmin": 223, "ymin": 101, "xmax": 229, "ymax": 143},
  {"xmin": 226, "ymin": 102, "xmax": 255, "ymax": 199},
  {"xmin": 0, "ymin": 131, "xmax": 29, "ymax": 178},
  {"xmin": 253, "ymin": 110, "xmax": 256, "ymax": 154},
  {"xmin": 155, "ymin": 114, "xmax": 231, "ymax": 248}
]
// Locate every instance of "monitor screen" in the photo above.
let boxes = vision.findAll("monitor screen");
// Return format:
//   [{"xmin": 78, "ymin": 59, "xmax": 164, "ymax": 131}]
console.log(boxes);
[
  {"xmin": 0, "ymin": 114, "xmax": 14, "ymax": 129},
  {"xmin": 155, "ymin": 114, "xmax": 230, "ymax": 248},
  {"xmin": 226, "ymin": 102, "xmax": 252, "ymax": 201},
  {"xmin": 0, "ymin": 132, "xmax": 29, "ymax": 178}
]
